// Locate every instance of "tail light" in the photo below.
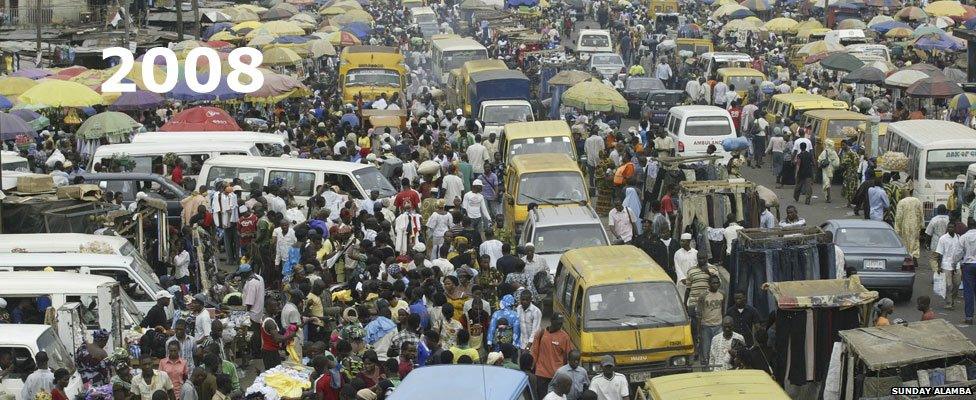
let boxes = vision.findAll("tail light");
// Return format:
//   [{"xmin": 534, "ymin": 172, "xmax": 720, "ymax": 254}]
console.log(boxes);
[
  {"xmin": 677, "ymin": 141, "xmax": 685, "ymax": 152},
  {"xmin": 902, "ymin": 256, "xmax": 916, "ymax": 272}
]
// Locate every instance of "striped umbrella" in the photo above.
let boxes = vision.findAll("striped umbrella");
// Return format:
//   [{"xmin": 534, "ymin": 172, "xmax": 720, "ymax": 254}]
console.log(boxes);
[{"xmin": 949, "ymin": 93, "xmax": 976, "ymax": 111}]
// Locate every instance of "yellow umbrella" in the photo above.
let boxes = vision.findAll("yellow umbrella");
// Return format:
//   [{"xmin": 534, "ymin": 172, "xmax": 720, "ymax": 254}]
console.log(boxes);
[
  {"xmin": 19, "ymin": 80, "xmax": 103, "ymax": 107},
  {"xmin": 257, "ymin": 20, "xmax": 306, "ymax": 36},
  {"xmin": 172, "ymin": 39, "xmax": 205, "ymax": 52},
  {"xmin": 796, "ymin": 40, "xmax": 844, "ymax": 56},
  {"xmin": 331, "ymin": 0, "xmax": 363, "ymax": 9},
  {"xmin": 721, "ymin": 18, "xmax": 764, "ymax": 34},
  {"xmin": 267, "ymin": 42, "xmax": 310, "ymax": 56},
  {"xmin": 837, "ymin": 19, "xmax": 866, "ymax": 29},
  {"xmin": 330, "ymin": 9, "xmax": 373, "ymax": 25},
  {"xmin": 290, "ymin": 13, "xmax": 318, "ymax": 28},
  {"xmin": 319, "ymin": 6, "xmax": 346, "ymax": 15},
  {"xmin": 797, "ymin": 27, "xmax": 830, "ymax": 39},
  {"xmin": 208, "ymin": 31, "xmax": 239, "ymax": 41},
  {"xmin": 247, "ymin": 29, "xmax": 280, "ymax": 46},
  {"xmin": 561, "ymin": 79, "xmax": 628, "ymax": 114},
  {"xmin": 326, "ymin": 31, "xmax": 361, "ymax": 46},
  {"xmin": 232, "ymin": 21, "xmax": 263, "ymax": 32},
  {"xmin": 307, "ymin": 39, "xmax": 338, "ymax": 57},
  {"xmin": 764, "ymin": 17, "xmax": 799, "ymax": 32},
  {"xmin": 0, "ymin": 76, "xmax": 38, "ymax": 96},
  {"xmin": 221, "ymin": 7, "xmax": 259, "ymax": 22},
  {"xmin": 261, "ymin": 46, "xmax": 303, "ymax": 66},
  {"xmin": 712, "ymin": 0, "xmax": 738, "ymax": 6},
  {"xmin": 742, "ymin": 16, "xmax": 763, "ymax": 25},
  {"xmin": 885, "ymin": 27, "xmax": 914, "ymax": 38},
  {"xmin": 235, "ymin": 4, "xmax": 268, "ymax": 12},
  {"xmin": 925, "ymin": 0, "xmax": 965, "ymax": 16},
  {"xmin": 316, "ymin": 25, "xmax": 340, "ymax": 34},
  {"xmin": 712, "ymin": 3, "xmax": 747, "ymax": 18},
  {"xmin": 794, "ymin": 18, "xmax": 824, "ymax": 31}
]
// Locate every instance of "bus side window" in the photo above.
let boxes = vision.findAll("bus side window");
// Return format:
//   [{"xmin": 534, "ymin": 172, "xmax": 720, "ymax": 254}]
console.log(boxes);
[{"xmin": 573, "ymin": 285, "xmax": 584, "ymax": 318}]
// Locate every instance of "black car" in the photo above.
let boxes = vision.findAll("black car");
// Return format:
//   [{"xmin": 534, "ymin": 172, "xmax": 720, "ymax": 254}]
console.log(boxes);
[
  {"xmin": 622, "ymin": 77, "xmax": 665, "ymax": 118},
  {"xmin": 79, "ymin": 173, "xmax": 188, "ymax": 223}
]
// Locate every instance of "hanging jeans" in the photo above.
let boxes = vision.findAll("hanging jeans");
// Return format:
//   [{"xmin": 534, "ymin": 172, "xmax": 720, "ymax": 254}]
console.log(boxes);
[{"xmin": 962, "ymin": 263, "xmax": 976, "ymax": 319}]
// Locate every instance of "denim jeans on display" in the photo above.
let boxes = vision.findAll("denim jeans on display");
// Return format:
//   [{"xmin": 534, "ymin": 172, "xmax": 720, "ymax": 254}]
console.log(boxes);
[{"xmin": 962, "ymin": 263, "xmax": 976, "ymax": 318}]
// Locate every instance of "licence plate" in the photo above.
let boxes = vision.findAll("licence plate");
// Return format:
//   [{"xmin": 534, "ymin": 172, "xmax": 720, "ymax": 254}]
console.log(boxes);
[
  {"xmin": 863, "ymin": 259, "xmax": 885, "ymax": 270},
  {"xmin": 627, "ymin": 370, "xmax": 656, "ymax": 383}
]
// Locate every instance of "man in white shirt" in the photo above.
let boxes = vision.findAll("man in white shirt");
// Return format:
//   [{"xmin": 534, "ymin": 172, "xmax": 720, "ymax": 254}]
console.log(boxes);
[
  {"xmin": 926, "ymin": 206, "xmax": 951, "ymax": 269},
  {"xmin": 792, "ymin": 135, "xmax": 812, "ymax": 154},
  {"xmin": 713, "ymin": 81, "xmax": 728, "ymax": 106},
  {"xmin": 937, "ymin": 223, "xmax": 963, "ymax": 309},
  {"xmin": 461, "ymin": 180, "xmax": 492, "ymax": 233},
  {"xmin": 608, "ymin": 201, "xmax": 636, "ymax": 243},
  {"xmin": 543, "ymin": 372, "xmax": 573, "ymax": 400},
  {"xmin": 479, "ymin": 230, "xmax": 504, "ymax": 268},
  {"xmin": 709, "ymin": 317, "xmax": 744, "ymax": 371},
  {"xmin": 212, "ymin": 183, "xmax": 240, "ymax": 262},
  {"xmin": 273, "ymin": 123, "xmax": 289, "ymax": 142},
  {"xmin": 465, "ymin": 136, "xmax": 490, "ymax": 175},
  {"xmin": 20, "ymin": 351, "xmax": 53, "ymax": 400},
  {"xmin": 673, "ymin": 233, "xmax": 698, "ymax": 302},
  {"xmin": 584, "ymin": 131, "xmax": 604, "ymax": 186},
  {"xmin": 394, "ymin": 202, "xmax": 422, "ymax": 255},
  {"xmin": 441, "ymin": 169, "xmax": 465, "ymax": 208},
  {"xmin": 189, "ymin": 296, "xmax": 211, "ymax": 344},
  {"xmin": 759, "ymin": 200, "xmax": 777, "ymax": 228},
  {"xmin": 516, "ymin": 291, "xmax": 542, "ymax": 351},
  {"xmin": 723, "ymin": 218, "xmax": 743, "ymax": 255},
  {"xmin": 588, "ymin": 356, "xmax": 628, "ymax": 400}
]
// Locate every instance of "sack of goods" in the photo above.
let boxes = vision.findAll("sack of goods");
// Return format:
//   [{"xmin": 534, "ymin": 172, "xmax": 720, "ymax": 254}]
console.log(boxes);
[
  {"xmin": 878, "ymin": 151, "xmax": 909, "ymax": 172},
  {"xmin": 722, "ymin": 136, "xmax": 751, "ymax": 152}
]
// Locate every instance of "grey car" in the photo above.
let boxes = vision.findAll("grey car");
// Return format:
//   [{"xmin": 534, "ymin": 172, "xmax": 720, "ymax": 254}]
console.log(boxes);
[
  {"xmin": 79, "ymin": 173, "xmax": 188, "ymax": 224},
  {"xmin": 518, "ymin": 205, "xmax": 611, "ymax": 276},
  {"xmin": 821, "ymin": 219, "xmax": 916, "ymax": 300},
  {"xmin": 587, "ymin": 53, "xmax": 625, "ymax": 79}
]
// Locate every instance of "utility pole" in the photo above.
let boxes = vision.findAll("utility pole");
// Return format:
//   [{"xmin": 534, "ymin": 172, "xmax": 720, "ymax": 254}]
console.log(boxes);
[
  {"xmin": 191, "ymin": 0, "xmax": 200, "ymax": 39},
  {"xmin": 35, "ymin": 0, "xmax": 42, "ymax": 65},
  {"xmin": 175, "ymin": 0, "xmax": 184, "ymax": 41},
  {"xmin": 122, "ymin": 0, "xmax": 132, "ymax": 49}
]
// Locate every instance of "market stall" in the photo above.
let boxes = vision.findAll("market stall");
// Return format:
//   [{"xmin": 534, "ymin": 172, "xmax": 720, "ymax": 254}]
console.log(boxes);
[
  {"xmin": 672, "ymin": 179, "xmax": 761, "ymax": 264},
  {"xmin": 837, "ymin": 319, "xmax": 976, "ymax": 400},
  {"xmin": 765, "ymin": 278, "xmax": 878, "ymax": 400}
]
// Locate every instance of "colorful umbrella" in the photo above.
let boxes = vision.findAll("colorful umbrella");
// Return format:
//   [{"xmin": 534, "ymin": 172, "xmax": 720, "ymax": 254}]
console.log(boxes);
[
  {"xmin": 954, "ymin": 5, "xmax": 976, "ymax": 21},
  {"xmin": 261, "ymin": 46, "xmax": 303, "ymax": 66},
  {"xmin": 740, "ymin": 0, "xmax": 772, "ymax": 11},
  {"xmin": 250, "ymin": 20, "xmax": 305, "ymax": 37},
  {"xmin": 914, "ymin": 33, "xmax": 966, "ymax": 51},
  {"xmin": 794, "ymin": 19, "xmax": 824, "ymax": 31},
  {"xmin": 712, "ymin": 3, "xmax": 747, "ymax": 18},
  {"xmin": 169, "ymin": 74, "xmax": 245, "ymax": 101},
  {"xmin": 76, "ymin": 111, "xmax": 142, "ymax": 140},
  {"xmin": 904, "ymin": 62, "xmax": 945, "ymax": 76},
  {"xmin": 870, "ymin": 20, "xmax": 910, "ymax": 33},
  {"xmin": 965, "ymin": 17, "xmax": 976, "ymax": 29},
  {"xmin": 548, "ymin": 70, "xmax": 595, "ymax": 86},
  {"xmin": 896, "ymin": 6, "xmax": 928, "ymax": 21},
  {"xmin": 9, "ymin": 109, "xmax": 49, "ymax": 131},
  {"xmin": 925, "ymin": 0, "xmax": 965, "ymax": 16},
  {"xmin": 819, "ymin": 52, "xmax": 865, "ymax": 72},
  {"xmin": 943, "ymin": 67, "xmax": 966, "ymax": 82},
  {"xmin": 307, "ymin": 39, "xmax": 338, "ymax": 57},
  {"xmin": 330, "ymin": 9, "xmax": 375, "ymax": 25},
  {"xmin": 262, "ymin": 7, "xmax": 297, "ymax": 20},
  {"xmin": 561, "ymin": 79, "xmax": 629, "ymax": 114},
  {"xmin": 109, "ymin": 90, "xmax": 166, "ymax": 111},
  {"xmin": 246, "ymin": 72, "xmax": 310, "ymax": 103},
  {"xmin": 208, "ymin": 31, "xmax": 239, "ymax": 42},
  {"xmin": 913, "ymin": 25, "xmax": 946, "ymax": 37},
  {"xmin": 796, "ymin": 40, "xmax": 845, "ymax": 56},
  {"xmin": 868, "ymin": 15, "xmax": 894, "ymax": 26},
  {"xmin": 934, "ymin": 15, "xmax": 956, "ymax": 28},
  {"xmin": 865, "ymin": 0, "xmax": 901, "ymax": 6},
  {"xmin": 764, "ymin": 17, "xmax": 799, "ymax": 32},
  {"xmin": 885, "ymin": 27, "xmax": 914, "ymax": 37},
  {"xmin": 52, "ymin": 66, "xmax": 89, "ymax": 80},
  {"xmin": 18, "ymin": 80, "xmax": 103, "ymax": 107},
  {"xmin": 949, "ymin": 93, "xmax": 976, "ymax": 111},
  {"xmin": 0, "ymin": 112, "xmax": 35, "ymax": 140},
  {"xmin": 906, "ymin": 76, "xmax": 962, "ymax": 97},
  {"xmin": 11, "ymin": 68, "xmax": 52, "ymax": 80},
  {"xmin": 161, "ymin": 106, "xmax": 242, "ymax": 132},
  {"xmin": 342, "ymin": 21, "xmax": 372, "ymax": 39},
  {"xmin": 0, "ymin": 77, "xmax": 38, "ymax": 96},
  {"xmin": 202, "ymin": 10, "xmax": 233, "ymax": 23},
  {"xmin": 319, "ymin": 6, "xmax": 347, "ymax": 15},
  {"xmin": 327, "ymin": 31, "xmax": 361, "ymax": 46},
  {"xmin": 0, "ymin": 95, "xmax": 11, "ymax": 109},
  {"xmin": 837, "ymin": 18, "xmax": 867, "ymax": 29},
  {"xmin": 885, "ymin": 69, "xmax": 929, "ymax": 87},
  {"xmin": 247, "ymin": 29, "xmax": 280, "ymax": 47},
  {"xmin": 232, "ymin": 21, "xmax": 263, "ymax": 32}
]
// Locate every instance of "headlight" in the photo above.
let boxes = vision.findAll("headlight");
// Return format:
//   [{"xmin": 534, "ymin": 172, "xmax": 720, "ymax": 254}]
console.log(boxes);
[{"xmin": 669, "ymin": 356, "xmax": 689, "ymax": 366}]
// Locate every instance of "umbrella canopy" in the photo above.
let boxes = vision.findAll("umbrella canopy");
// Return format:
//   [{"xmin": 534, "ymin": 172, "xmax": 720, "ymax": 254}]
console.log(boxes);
[
  {"xmin": 9, "ymin": 109, "xmax": 48, "ymax": 131},
  {"xmin": 290, "ymin": 13, "xmax": 318, "ymax": 25},
  {"xmin": 925, "ymin": 0, "xmax": 965, "ymax": 16},
  {"xmin": 870, "ymin": 20, "xmax": 909, "ymax": 33},
  {"xmin": 342, "ymin": 21, "xmax": 372, "ymax": 39},
  {"xmin": 76, "ymin": 111, "xmax": 142, "ymax": 140},
  {"xmin": 11, "ymin": 68, "xmax": 52, "ymax": 80},
  {"xmin": 208, "ymin": 31, "xmax": 239, "ymax": 42},
  {"xmin": 964, "ymin": 17, "xmax": 976, "ymax": 29},
  {"xmin": 204, "ymin": 23, "xmax": 235, "ymax": 39},
  {"xmin": 253, "ymin": 20, "xmax": 305, "ymax": 37},
  {"xmin": 949, "ymin": 93, "xmax": 976, "ymax": 111},
  {"xmin": 330, "ymin": 9, "xmax": 374, "ymax": 25},
  {"xmin": 914, "ymin": 33, "xmax": 966, "ymax": 51},
  {"xmin": 248, "ymin": 29, "xmax": 280, "ymax": 47},
  {"xmin": 943, "ymin": 67, "xmax": 966, "ymax": 82},
  {"xmin": 262, "ymin": 46, "xmax": 303, "ymax": 66},
  {"xmin": 172, "ymin": 39, "xmax": 206, "ymax": 53},
  {"xmin": 841, "ymin": 66, "xmax": 885, "ymax": 84},
  {"xmin": 232, "ymin": 21, "xmax": 263, "ymax": 32},
  {"xmin": 740, "ymin": 0, "xmax": 772, "ymax": 11},
  {"xmin": 0, "ymin": 77, "xmax": 38, "ymax": 96},
  {"xmin": 885, "ymin": 27, "xmax": 914, "ymax": 37},
  {"xmin": 868, "ymin": 15, "xmax": 894, "ymax": 26},
  {"xmin": 246, "ymin": 72, "xmax": 309, "ymax": 102},
  {"xmin": 913, "ymin": 24, "xmax": 946, "ymax": 37},
  {"xmin": 896, "ymin": 6, "xmax": 928, "ymax": 21},
  {"xmin": 764, "ymin": 17, "xmax": 799, "ymax": 32},
  {"xmin": 52, "ymin": 66, "xmax": 89, "ymax": 80},
  {"xmin": 0, "ymin": 95, "xmax": 11, "ymax": 110},
  {"xmin": 796, "ymin": 40, "xmax": 844, "ymax": 57},
  {"xmin": 307, "ymin": 39, "xmax": 338, "ymax": 57},
  {"xmin": 820, "ymin": 52, "xmax": 865, "ymax": 72},
  {"xmin": 327, "ymin": 31, "xmax": 362, "ymax": 45},
  {"xmin": 108, "ymin": 90, "xmax": 166, "ymax": 111},
  {"xmin": 161, "ymin": 106, "xmax": 241, "ymax": 131},
  {"xmin": 906, "ymin": 76, "xmax": 962, "ymax": 97},
  {"xmin": 273, "ymin": 35, "xmax": 310, "ymax": 44},
  {"xmin": 934, "ymin": 15, "xmax": 956, "ymax": 28},
  {"xmin": 795, "ymin": 18, "xmax": 824, "ymax": 31},
  {"xmin": 712, "ymin": 3, "xmax": 747, "ymax": 17},
  {"xmin": 169, "ymin": 74, "xmax": 246, "ymax": 101},
  {"xmin": 869, "ymin": 60, "xmax": 897, "ymax": 72},
  {"xmin": 885, "ymin": 69, "xmax": 930, "ymax": 87},
  {"xmin": 262, "ymin": 7, "xmax": 297, "ymax": 20},
  {"xmin": 221, "ymin": 7, "xmax": 260, "ymax": 22},
  {"xmin": 19, "ymin": 80, "xmax": 103, "ymax": 107},
  {"xmin": 865, "ymin": 0, "xmax": 901, "ymax": 6},
  {"xmin": 561, "ymin": 79, "xmax": 628, "ymax": 114},
  {"xmin": 728, "ymin": 8, "xmax": 756, "ymax": 18},
  {"xmin": 837, "ymin": 18, "xmax": 867, "ymax": 29},
  {"xmin": 319, "ymin": 6, "xmax": 347, "ymax": 15},
  {"xmin": 548, "ymin": 70, "xmax": 595, "ymax": 86},
  {"xmin": 0, "ymin": 112, "xmax": 35, "ymax": 140},
  {"xmin": 202, "ymin": 10, "xmax": 233, "ymax": 23}
]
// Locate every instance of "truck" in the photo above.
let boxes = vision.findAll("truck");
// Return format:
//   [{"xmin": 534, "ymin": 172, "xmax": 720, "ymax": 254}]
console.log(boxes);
[
  {"xmin": 338, "ymin": 45, "xmax": 407, "ymax": 103},
  {"xmin": 0, "ymin": 325, "xmax": 84, "ymax": 400},
  {"xmin": 466, "ymin": 69, "xmax": 533, "ymax": 137}
]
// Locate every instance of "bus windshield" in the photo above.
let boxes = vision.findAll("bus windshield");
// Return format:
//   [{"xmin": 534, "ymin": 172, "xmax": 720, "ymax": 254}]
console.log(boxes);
[
  {"xmin": 927, "ymin": 149, "xmax": 976, "ymax": 180},
  {"xmin": 517, "ymin": 171, "xmax": 586, "ymax": 205},
  {"xmin": 585, "ymin": 282, "xmax": 686, "ymax": 330},
  {"xmin": 482, "ymin": 104, "xmax": 533, "ymax": 125},
  {"xmin": 580, "ymin": 34, "xmax": 609, "ymax": 48},
  {"xmin": 826, "ymin": 120, "xmax": 864, "ymax": 138},
  {"xmin": 346, "ymin": 69, "xmax": 401, "ymax": 87},
  {"xmin": 442, "ymin": 50, "xmax": 487, "ymax": 71}
]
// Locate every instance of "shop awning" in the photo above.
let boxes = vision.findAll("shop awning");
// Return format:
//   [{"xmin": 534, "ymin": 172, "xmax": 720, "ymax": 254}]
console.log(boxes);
[
  {"xmin": 766, "ymin": 277, "xmax": 878, "ymax": 309},
  {"xmin": 839, "ymin": 319, "xmax": 976, "ymax": 370}
]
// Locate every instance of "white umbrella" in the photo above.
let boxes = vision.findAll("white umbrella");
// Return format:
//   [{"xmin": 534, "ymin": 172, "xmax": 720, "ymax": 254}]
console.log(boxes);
[
  {"xmin": 868, "ymin": 15, "xmax": 894, "ymax": 27},
  {"xmin": 203, "ymin": 10, "xmax": 233, "ymax": 22},
  {"xmin": 657, "ymin": 39, "xmax": 676, "ymax": 50},
  {"xmin": 869, "ymin": 60, "xmax": 897, "ymax": 73},
  {"xmin": 884, "ymin": 69, "xmax": 930, "ymax": 87}
]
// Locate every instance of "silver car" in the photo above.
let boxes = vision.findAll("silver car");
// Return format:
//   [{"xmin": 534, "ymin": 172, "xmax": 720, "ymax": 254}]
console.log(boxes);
[
  {"xmin": 821, "ymin": 219, "xmax": 916, "ymax": 300},
  {"xmin": 587, "ymin": 53, "xmax": 625, "ymax": 79},
  {"xmin": 519, "ymin": 205, "xmax": 611, "ymax": 276}
]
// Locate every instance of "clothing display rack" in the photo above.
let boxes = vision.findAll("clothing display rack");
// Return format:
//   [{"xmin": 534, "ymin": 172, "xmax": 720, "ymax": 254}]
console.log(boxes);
[
  {"xmin": 673, "ymin": 180, "xmax": 759, "ymax": 263},
  {"xmin": 649, "ymin": 154, "xmax": 724, "ymax": 201}
]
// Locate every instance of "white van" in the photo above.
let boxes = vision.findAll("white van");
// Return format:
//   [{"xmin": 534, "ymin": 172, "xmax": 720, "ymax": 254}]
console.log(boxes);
[
  {"xmin": 845, "ymin": 44, "xmax": 891, "ymax": 63},
  {"xmin": 0, "ymin": 233, "xmax": 155, "ymax": 280},
  {"xmin": 665, "ymin": 105, "xmax": 736, "ymax": 163},
  {"xmin": 575, "ymin": 29, "xmax": 613, "ymax": 58},
  {"xmin": 0, "ymin": 251, "xmax": 163, "ymax": 313},
  {"xmin": 0, "ymin": 272, "xmax": 143, "ymax": 346},
  {"xmin": 199, "ymin": 155, "xmax": 397, "ymax": 204},
  {"xmin": 90, "ymin": 142, "xmax": 260, "ymax": 177},
  {"xmin": 410, "ymin": 6, "xmax": 439, "ymax": 38},
  {"xmin": 699, "ymin": 52, "xmax": 754, "ymax": 79},
  {"xmin": 130, "ymin": 131, "xmax": 287, "ymax": 155},
  {"xmin": 0, "ymin": 325, "xmax": 82, "ymax": 400},
  {"xmin": 1, "ymin": 150, "xmax": 31, "ymax": 190},
  {"xmin": 825, "ymin": 29, "xmax": 867, "ymax": 47}
]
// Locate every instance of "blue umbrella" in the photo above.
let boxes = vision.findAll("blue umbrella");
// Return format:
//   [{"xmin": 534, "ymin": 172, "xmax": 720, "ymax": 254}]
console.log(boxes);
[
  {"xmin": 915, "ymin": 34, "xmax": 965, "ymax": 52},
  {"xmin": 0, "ymin": 112, "xmax": 35, "ymax": 140},
  {"xmin": 9, "ymin": 109, "xmax": 49, "ymax": 131},
  {"xmin": 81, "ymin": 107, "xmax": 97, "ymax": 116},
  {"xmin": 168, "ymin": 74, "xmax": 244, "ymax": 101},
  {"xmin": 965, "ymin": 17, "xmax": 976, "ymax": 29},
  {"xmin": 205, "ymin": 23, "xmax": 234, "ymax": 40},
  {"xmin": 273, "ymin": 35, "xmax": 310, "ymax": 44},
  {"xmin": 0, "ymin": 95, "xmax": 11, "ymax": 110},
  {"xmin": 343, "ymin": 21, "xmax": 372, "ymax": 39},
  {"xmin": 506, "ymin": 0, "xmax": 538, "ymax": 6},
  {"xmin": 728, "ymin": 9, "xmax": 756, "ymax": 19},
  {"xmin": 870, "ymin": 20, "xmax": 910, "ymax": 33},
  {"xmin": 109, "ymin": 90, "xmax": 166, "ymax": 111}
]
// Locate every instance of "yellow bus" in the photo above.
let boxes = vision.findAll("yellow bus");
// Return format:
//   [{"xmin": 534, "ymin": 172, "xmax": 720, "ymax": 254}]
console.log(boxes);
[
  {"xmin": 338, "ymin": 45, "xmax": 406, "ymax": 103},
  {"xmin": 503, "ymin": 153, "xmax": 587, "ymax": 233},
  {"xmin": 501, "ymin": 120, "xmax": 576, "ymax": 165},
  {"xmin": 645, "ymin": 370, "xmax": 791, "ymax": 400},
  {"xmin": 799, "ymin": 109, "xmax": 868, "ymax": 156},
  {"xmin": 764, "ymin": 93, "xmax": 848, "ymax": 124},
  {"xmin": 716, "ymin": 67, "xmax": 766, "ymax": 103}
]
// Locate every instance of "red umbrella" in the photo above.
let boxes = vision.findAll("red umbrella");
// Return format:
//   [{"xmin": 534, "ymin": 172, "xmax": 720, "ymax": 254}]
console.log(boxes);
[
  {"xmin": 53, "ymin": 66, "xmax": 89, "ymax": 80},
  {"xmin": 160, "ymin": 106, "xmax": 242, "ymax": 131},
  {"xmin": 206, "ymin": 40, "xmax": 235, "ymax": 49}
]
